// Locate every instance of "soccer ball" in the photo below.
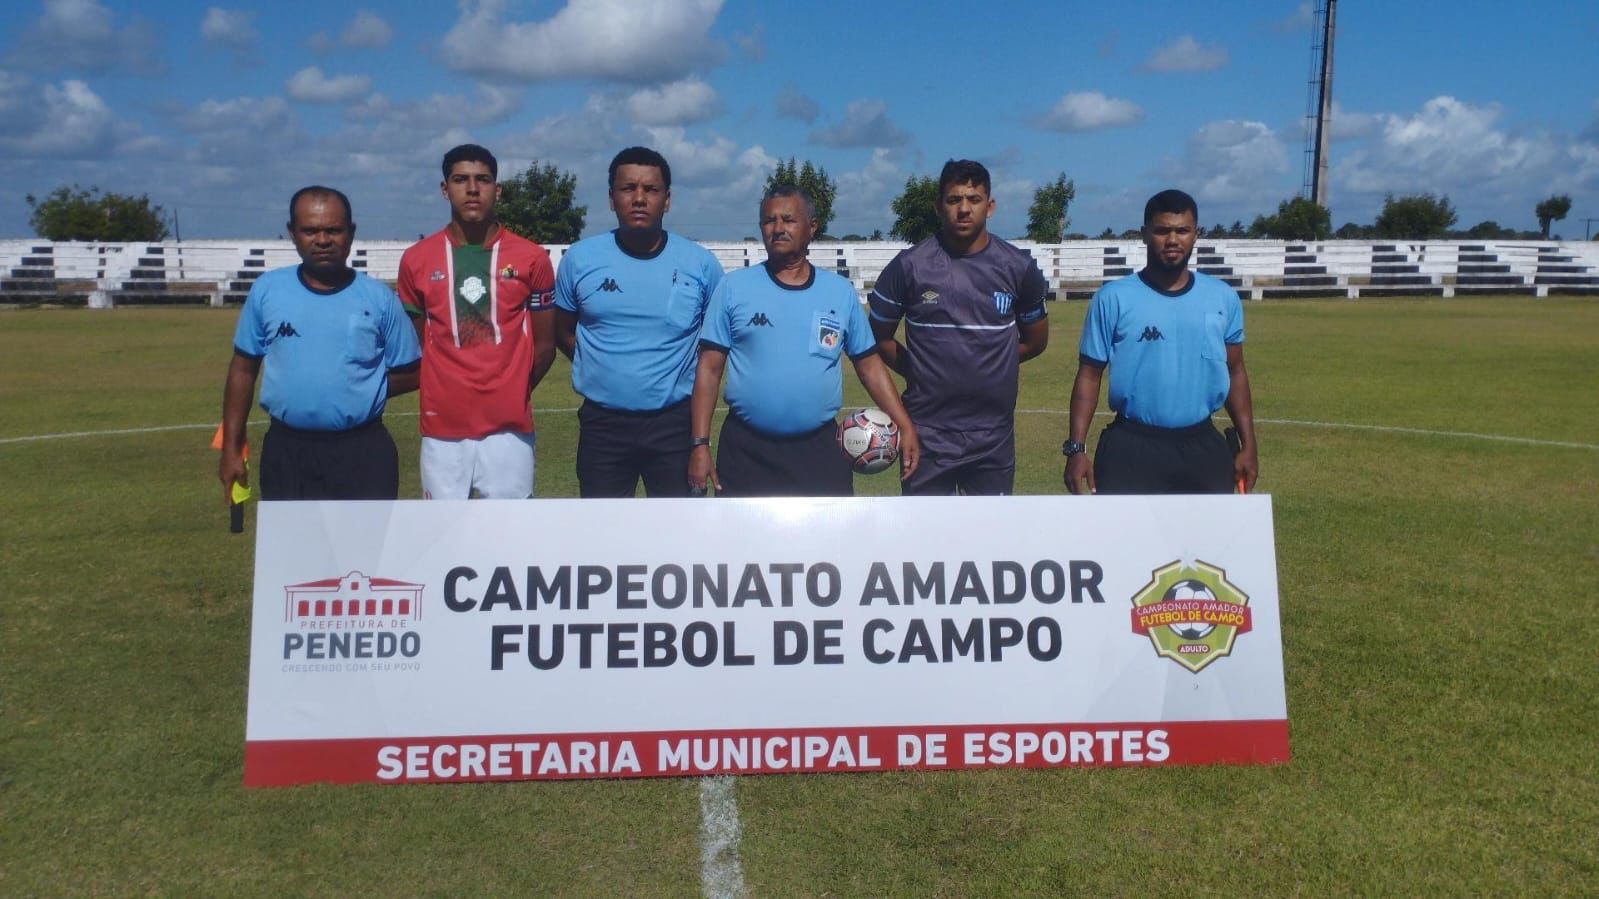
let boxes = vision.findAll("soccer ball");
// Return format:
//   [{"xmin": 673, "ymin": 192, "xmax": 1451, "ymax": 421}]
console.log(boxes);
[
  {"xmin": 1163, "ymin": 579, "xmax": 1217, "ymax": 641},
  {"xmin": 838, "ymin": 407, "xmax": 900, "ymax": 475}
]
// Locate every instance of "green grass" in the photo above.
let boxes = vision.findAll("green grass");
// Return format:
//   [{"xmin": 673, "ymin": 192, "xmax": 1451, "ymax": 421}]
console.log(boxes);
[{"xmin": 3, "ymin": 298, "xmax": 1597, "ymax": 894}]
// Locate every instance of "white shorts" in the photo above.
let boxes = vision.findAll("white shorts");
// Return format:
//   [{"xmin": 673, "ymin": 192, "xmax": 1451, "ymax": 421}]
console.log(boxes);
[{"xmin": 420, "ymin": 431, "xmax": 536, "ymax": 499}]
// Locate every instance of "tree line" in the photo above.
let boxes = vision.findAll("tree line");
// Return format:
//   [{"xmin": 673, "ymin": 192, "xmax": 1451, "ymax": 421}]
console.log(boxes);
[{"xmin": 22, "ymin": 165, "xmax": 1580, "ymax": 244}]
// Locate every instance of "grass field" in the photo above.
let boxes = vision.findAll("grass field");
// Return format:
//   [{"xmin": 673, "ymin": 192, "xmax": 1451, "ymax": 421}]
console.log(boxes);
[{"xmin": 2, "ymin": 297, "xmax": 1597, "ymax": 895}]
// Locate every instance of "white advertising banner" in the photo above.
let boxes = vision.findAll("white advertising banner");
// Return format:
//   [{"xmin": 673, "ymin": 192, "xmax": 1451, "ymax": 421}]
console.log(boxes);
[{"xmin": 243, "ymin": 495, "xmax": 1288, "ymax": 786}]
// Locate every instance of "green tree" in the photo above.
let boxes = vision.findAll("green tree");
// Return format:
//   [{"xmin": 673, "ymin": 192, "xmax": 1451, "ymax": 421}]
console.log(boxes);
[
  {"xmin": 1335, "ymin": 221, "xmax": 1371, "ymax": 239},
  {"xmin": 764, "ymin": 157, "xmax": 838, "ymax": 236},
  {"xmin": 1534, "ymin": 194, "xmax": 1571, "ymax": 239},
  {"xmin": 1205, "ymin": 224, "xmax": 1227, "ymax": 239},
  {"xmin": 26, "ymin": 185, "xmax": 170, "ymax": 241},
  {"xmin": 1095, "ymin": 227, "xmax": 1116, "ymax": 240},
  {"xmin": 1249, "ymin": 196, "xmax": 1332, "ymax": 240},
  {"xmin": 1024, "ymin": 173, "xmax": 1076, "ymax": 242},
  {"xmin": 497, "ymin": 161, "xmax": 586, "ymax": 244},
  {"xmin": 889, "ymin": 175, "xmax": 940, "ymax": 243},
  {"xmin": 1373, "ymin": 192, "xmax": 1457, "ymax": 239},
  {"xmin": 1464, "ymin": 220, "xmax": 1515, "ymax": 240},
  {"xmin": 1227, "ymin": 220, "xmax": 1247, "ymax": 238}
]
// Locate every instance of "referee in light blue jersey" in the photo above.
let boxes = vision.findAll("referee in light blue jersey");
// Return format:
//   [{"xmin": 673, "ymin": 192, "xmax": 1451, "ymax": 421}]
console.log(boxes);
[
  {"xmin": 219, "ymin": 186, "xmax": 420, "ymax": 504},
  {"xmin": 687, "ymin": 187, "xmax": 919, "ymax": 497},
  {"xmin": 1062, "ymin": 189, "xmax": 1259, "ymax": 495},
  {"xmin": 554, "ymin": 147, "xmax": 724, "ymax": 497}
]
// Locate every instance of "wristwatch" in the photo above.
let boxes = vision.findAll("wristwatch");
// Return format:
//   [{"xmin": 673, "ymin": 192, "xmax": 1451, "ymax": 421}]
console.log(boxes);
[
  {"xmin": 1061, "ymin": 439, "xmax": 1086, "ymax": 457},
  {"xmin": 690, "ymin": 436, "xmax": 711, "ymax": 448}
]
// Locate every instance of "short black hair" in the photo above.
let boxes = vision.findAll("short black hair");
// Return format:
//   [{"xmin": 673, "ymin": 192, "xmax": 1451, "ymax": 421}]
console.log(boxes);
[
  {"xmin": 288, "ymin": 186, "xmax": 353, "ymax": 226},
  {"xmin": 760, "ymin": 185, "xmax": 816, "ymax": 221},
  {"xmin": 938, "ymin": 159, "xmax": 991, "ymax": 197},
  {"xmin": 1144, "ymin": 189, "xmax": 1198, "ymax": 226},
  {"xmin": 608, "ymin": 146, "xmax": 671, "ymax": 190},
  {"xmin": 442, "ymin": 144, "xmax": 497, "ymax": 180}
]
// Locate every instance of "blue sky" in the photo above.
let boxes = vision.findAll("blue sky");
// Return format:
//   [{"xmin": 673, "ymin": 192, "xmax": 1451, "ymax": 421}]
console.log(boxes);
[{"xmin": 1, "ymin": 0, "xmax": 1595, "ymax": 241}]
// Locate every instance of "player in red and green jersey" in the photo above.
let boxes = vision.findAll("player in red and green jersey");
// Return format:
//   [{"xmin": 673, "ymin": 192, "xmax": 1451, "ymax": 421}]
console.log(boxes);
[{"xmin": 398, "ymin": 144, "xmax": 557, "ymax": 499}]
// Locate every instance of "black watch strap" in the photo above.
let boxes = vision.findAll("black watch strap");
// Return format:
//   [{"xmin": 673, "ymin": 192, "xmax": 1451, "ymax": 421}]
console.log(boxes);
[
  {"xmin": 1061, "ymin": 439, "xmax": 1086, "ymax": 457},
  {"xmin": 690, "ymin": 436, "xmax": 711, "ymax": 448}
]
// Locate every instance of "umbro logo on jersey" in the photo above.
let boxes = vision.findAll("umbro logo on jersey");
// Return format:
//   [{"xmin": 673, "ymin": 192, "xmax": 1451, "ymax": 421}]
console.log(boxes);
[
  {"xmin": 1138, "ymin": 326, "xmax": 1164, "ymax": 342},
  {"xmin": 748, "ymin": 313, "xmax": 773, "ymax": 327},
  {"xmin": 919, "ymin": 290, "xmax": 939, "ymax": 303},
  {"xmin": 598, "ymin": 278, "xmax": 622, "ymax": 292},
  {"xmin": 275, "ymin": 322, "xmax": 299, "ymax": 338}
]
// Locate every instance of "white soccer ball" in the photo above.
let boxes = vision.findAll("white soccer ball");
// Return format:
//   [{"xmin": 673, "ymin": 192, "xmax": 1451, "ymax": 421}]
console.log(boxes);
[
  {"xmin": 838, "ymin": 407, "xmax": 900, "ymax": 475},
  {"xmin": 1164, "ymin": 578, "xmax": 1217, "ymax": 641}
]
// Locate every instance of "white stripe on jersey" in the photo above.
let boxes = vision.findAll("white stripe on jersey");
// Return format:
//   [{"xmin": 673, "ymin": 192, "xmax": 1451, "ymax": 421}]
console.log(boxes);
[
  {"xmin": 905, "ymin": 320, "xmax": 1017, "ymax": 331},
  {"xmin": 488, "ymin": 241, "xmax": 503, "ymax": 345},
  {"xmin": 868, "ymin": 289, "xmax": 901, "ymax": 307},
  {"xmin": 444, "ymin": 234, "xmax": 460, "ymax": 349}
]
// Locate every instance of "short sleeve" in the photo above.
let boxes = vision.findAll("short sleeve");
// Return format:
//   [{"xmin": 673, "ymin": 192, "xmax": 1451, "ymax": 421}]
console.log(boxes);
[
  {"xmin": 1015, "ymin": 256, "xmax": 1049, "ymax": 325},
  {"xmin": 698, "ymin": 277, "xmax": 732, "ymax": 351},
  {"xmin": 553, "ymin": 250, "xmax": 580, "ymax": 313},
  {"xmin": 232, "ymin": 280, "xmax": 268, "ymax": 358},
  {"xmin": 378, "ymin": 286, "xmax": 422, "ymax": 368},
  {"xmin": 396, "ymin": 249, "xmax": 424, "ymax": 317},
  {"xmin": 867, "ymin": 254, "xmax": 907, "ymax": 323},
  {"xmin": 529, "ymin": 252, "xmax": 556, "ymax": 312},
  {"xmin": 700, "ymin": 251, "xmax": 724, "ymax": 304},
  {"xmin": 1224, "ymin": 290, "xmax": 1244, "ymax": 344},
  {"xmin": 1077, "ymin": 286, "xmax": 1115, "ymax": 364},
  {"xmin": 844, "ymin": 290, "xmax": 876, "ymax": 358}
]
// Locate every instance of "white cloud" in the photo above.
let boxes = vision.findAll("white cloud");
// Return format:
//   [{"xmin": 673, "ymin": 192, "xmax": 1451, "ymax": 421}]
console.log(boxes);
[
  {"xmin": 176, "ymin": 95, "xmax": 293, "ymax": 134},
  {"xmin": 286, "ymin": 67, "xmax": 373, "ymax": 105},
  {"xmin": 1272, "ymin": 2, "xmax": 1315, "ymax": 32},
  {"xmin": 776, "ymin": 86, "xmax": 820, "ymax": 124},
  {"xmin": 440, "ymin": 0, "xmax": 725, "ymax": 83},
  {"xmin": 347, "ymin": 84, "xmax": 521, "ymax": 130},
  {"xmin": 1333, "ymin": 97, "xmax": 1598, "ymax": 216},
  {"xmin": 0, "ymin": 77, "xmax": 122, "ymax": 158},
  {"xmin": 1143, "ymin": 35, "xmax": 1229, "ymax": 73},
  {"xmin": 342, "ymin": 10, "xmax": 393, "ymax": 48},
  {"xmin": 1035, "ymin": 91, "xmax": 1143, "ymax": 132},
  {"xmin": 811, "ymin": 99, "xmax": 911, "ymax": 149},
  {"xmin": 1170, "ymin": 119, "xmax": 1289, "ymax": 206},
  {"xmin": 5, "ymin": 0, "xmax": 162, "ymax": 75},
  {"xmin": 625, "ymin": 78, "xmax": 720, "ymax": 126},
  {"xmin": 201, "ymin": 7, "xmax": 256, "ymax": 48},
  {"xmin": 831, "ymin": 148, "xmax": 906, "ymax": 234}
]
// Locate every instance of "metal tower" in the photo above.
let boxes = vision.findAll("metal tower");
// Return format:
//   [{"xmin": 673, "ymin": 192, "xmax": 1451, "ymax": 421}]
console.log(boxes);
[{"xmin": 1300, "ymin": 0, "xmax": 1338, "ymax": 209}]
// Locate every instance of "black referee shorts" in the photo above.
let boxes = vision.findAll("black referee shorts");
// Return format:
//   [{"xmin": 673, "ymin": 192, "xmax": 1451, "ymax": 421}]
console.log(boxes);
[
  {"xmin": 259, "ymin": 417, "xmax": 400, "ymax": 500},
  {"xmin": 1093, "ymin": 416, "xmax": 1234, "ymax": 495},
  {"xmin": 716, "ymin": 414, "xmax": 852, "ymax": 498},
  {"xmin": 575, "ymin": 398, "xmax": 693, "ymax": 498}
]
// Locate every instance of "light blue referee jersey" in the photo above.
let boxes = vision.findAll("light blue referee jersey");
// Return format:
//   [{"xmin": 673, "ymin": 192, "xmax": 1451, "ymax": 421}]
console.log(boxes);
[
  {"xmin": 233, "ymin": 266, "xmax": 420, "ymax": 431},
  {"xmin": 699, "ymin": 264, "xmax": 876, "ymax": 436},
  {"xmin": 1078, "ymin": 270, "xmax": 1244, "ymax": 428},
  {"xmin": 555, "ymin": 230, "xmax": 723, "ymax": 411}
]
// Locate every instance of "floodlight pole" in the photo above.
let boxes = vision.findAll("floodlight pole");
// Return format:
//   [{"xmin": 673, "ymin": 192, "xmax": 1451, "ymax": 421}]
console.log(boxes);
[{"xmin": 1310, "ymin": 0, "xmax": 1338, "ymax": 210}]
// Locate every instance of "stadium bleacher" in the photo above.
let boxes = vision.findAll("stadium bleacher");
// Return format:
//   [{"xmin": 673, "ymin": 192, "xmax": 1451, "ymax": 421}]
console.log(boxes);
[{"xmin": 2, "ymin": 238, "xmax": 1596, "ymax": 306}]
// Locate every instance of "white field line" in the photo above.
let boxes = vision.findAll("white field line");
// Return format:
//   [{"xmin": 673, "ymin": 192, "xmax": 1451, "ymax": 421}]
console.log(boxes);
[
  {"xmin": 2, "ymin": 408, "xmax": 1596, "ymax": 452},
  {"xmin": 698, "ymin": 776, "xmax": 747, "ymax": 899}
]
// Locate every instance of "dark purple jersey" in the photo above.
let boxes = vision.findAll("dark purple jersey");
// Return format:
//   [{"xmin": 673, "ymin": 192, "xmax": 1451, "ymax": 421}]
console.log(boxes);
[{"xmin": 869, "ymin": 236, "xmax": 1047, "ymax": 432}]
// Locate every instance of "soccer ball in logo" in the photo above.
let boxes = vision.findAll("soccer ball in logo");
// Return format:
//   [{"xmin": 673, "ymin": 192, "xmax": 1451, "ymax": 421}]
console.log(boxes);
[
  {"xmin": 837, "ymin": 407, "xmax": 900, "ymax": 475},
  {"xmin": 1164, "ymin": 578, "xmax": 1217, "ymax": 641}
]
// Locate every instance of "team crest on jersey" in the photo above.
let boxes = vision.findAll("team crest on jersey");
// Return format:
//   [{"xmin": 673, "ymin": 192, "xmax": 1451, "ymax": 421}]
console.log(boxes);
[
  {"xmin": 993, "ymin": 291, "xmax": 1014, "ymax": 315},
  {"xmin": 460, "ymin": 276, "xmax": 487, "ymax": 304},
  {"xmin": 499, "ymin": 264, "xmax": 519, "ymax": 280},
  {"xmin": 816, "ymin": 316, "xmax": 841, "ymax": 349},
  {"xmin": 429, "ymin": 270, "xmax": 446, "ymax": 282}
]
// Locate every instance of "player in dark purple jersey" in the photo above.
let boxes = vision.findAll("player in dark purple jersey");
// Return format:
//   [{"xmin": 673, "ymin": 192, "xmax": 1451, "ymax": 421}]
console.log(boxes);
[{"xmin": 868, "ymin": 159, "xmax": 1049, "ymax": 495}]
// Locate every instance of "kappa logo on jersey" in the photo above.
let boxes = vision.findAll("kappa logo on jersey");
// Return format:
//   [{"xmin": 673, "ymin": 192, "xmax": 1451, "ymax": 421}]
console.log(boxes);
[
  {"xmin": 598, "ymin": 278, "xmax": 622, "ymax": 293},
  {"xmin": 460, "ymin": 276, "xmax": 488, "ymax": 304},
  {"xmin": 1129, "ymin": 560, "xmax": 1252, "ymax": 674},
  {"xmin": 817, "ymin": 316, "xmax": 841, "ymax": 348},
  {"xmin": 275, "ymin": 322, "xmax": 299, "ymax": 338},
  {"xmin": 1138, "ymin": 326, "xmax": 1164, "ymax": 342},
  {"xmin": 748, "ymin": 312, "xmax": 773, "ymax": 328},
  {"xmin": 280, "ymin": 571, "xmax": 424, "ymax": 671},
  {"xmin": 992, "ymin": 291, "xmax": 1014, "ymax": 315}
]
